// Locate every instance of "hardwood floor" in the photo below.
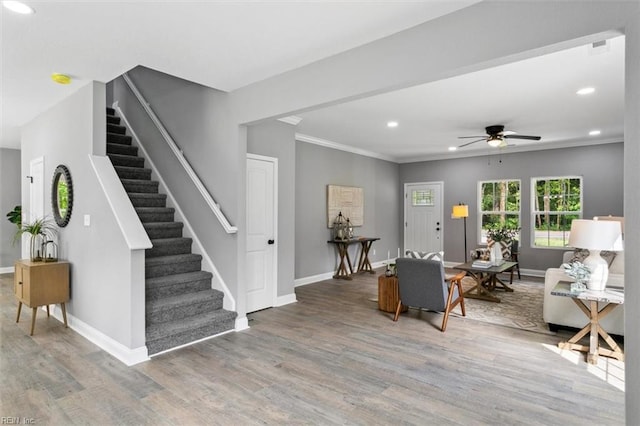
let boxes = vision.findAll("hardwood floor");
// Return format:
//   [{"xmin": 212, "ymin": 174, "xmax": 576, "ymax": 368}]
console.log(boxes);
[{"xmin": 0, "ymin": 270, "xmax": 625, "ymax": 425}]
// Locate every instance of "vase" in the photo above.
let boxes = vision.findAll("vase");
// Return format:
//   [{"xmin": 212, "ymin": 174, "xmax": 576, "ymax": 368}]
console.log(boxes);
[{"xmin": 29, "ymin": 234, "xmax": 44, "ymax": 262}]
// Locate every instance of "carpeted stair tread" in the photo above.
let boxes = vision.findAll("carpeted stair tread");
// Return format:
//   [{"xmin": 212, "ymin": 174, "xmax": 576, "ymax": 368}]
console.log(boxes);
[
  {"xmin": 143, "ymin": 222, "xmax": 183, "ymax": 238},
  {"xmin": 107, "ymin": 115, "xmax": 121, "ymax": 125},
  {"xmin": 135, "ymin": 207, "xmax": 175, "ymax": 222},
  {"xmin": 145, "ymin": 253, "xmax": 203, "ymax": 277},
  {"xmin": 146, "ymin": 237, "xmax": 192, "ymax": 257},
  {"xmin": 129, "ymin": 193, "xmax": 167, "ymax": 208},
  {"xmin": 146, "ymin": 271, "xmax": 212, "ymax": 301},
  {"xmin": 107, "ymin": 142, "xmax": 138, "ymax": 156},
  {"xmin": 107, "ymin": 132, "xmax": 133, "ymax": 145},
  {"xmin": 121, "ymin": 179, "xmax": 159, "ymax": 193},
  {"xmin": 146, "ymin": 309, "xmax": 237, "ymax": 355},
  {"xmin": 108, "ymin": 153, "xmax": 145, "ymax": 168},
  {"xmin": 106, "ymin": 107, "xmax": 115, "ymax": 115},
  {"xmin": 146, "ymin": 289, "xmax": 224, "ymax": 323},
  {"xmin": 114, "ymin": 165, "xmax": 152, "ymax": 180},
  {"xmin": 107, "ymin": 123, "xmax": 127, "ymax": 135}
]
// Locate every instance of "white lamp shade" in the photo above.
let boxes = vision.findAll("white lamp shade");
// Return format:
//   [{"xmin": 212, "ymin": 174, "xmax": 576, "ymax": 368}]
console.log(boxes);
[{"xmin": 568, "ymin": 219, "xmax": 622, "ymax": 250}]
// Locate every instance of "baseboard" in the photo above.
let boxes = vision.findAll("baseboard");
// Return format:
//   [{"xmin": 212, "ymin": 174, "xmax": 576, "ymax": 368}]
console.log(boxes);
[
  {"xmin": 0, "ymin": 267, "xmax": 14, "ymax": 274},
  {"xmin": 235, "ymin": 316, "xmax": 250, "ymax": 331},
  {"xmin": 276, "ymin": 293, "xmax": 297, "ymax": 306},
  {"xmin": 48, "ymin": 305, "xmax": 150, "ymax": 366},
  {"xmin": 295, "ymin": 260, "xmax": 388, "ymax": 287}
]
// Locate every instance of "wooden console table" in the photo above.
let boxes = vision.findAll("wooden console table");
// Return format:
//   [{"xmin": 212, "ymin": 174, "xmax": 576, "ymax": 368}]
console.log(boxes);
[
  {"xmin": 551, "ymin": 282, "xmax": 624, "ymax": 364},
  {"xmin": 328, "ymin": 237, "xmax": 380, "ymax": 280},
  {"xmin": 14, "ymin": 260, "xmax": 70, "ymax": 336}
]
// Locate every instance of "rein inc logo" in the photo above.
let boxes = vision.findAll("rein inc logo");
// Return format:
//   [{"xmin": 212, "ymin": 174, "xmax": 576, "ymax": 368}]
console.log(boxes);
[{"xmin": 1, "ymin": 418, "xmax": 35, "ymax": 425}]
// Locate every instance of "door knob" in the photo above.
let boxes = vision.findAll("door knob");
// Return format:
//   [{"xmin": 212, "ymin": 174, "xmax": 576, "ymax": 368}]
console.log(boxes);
[{"xmin": 268, "ymin": 239, "xmax": 275, "ymax": 245}]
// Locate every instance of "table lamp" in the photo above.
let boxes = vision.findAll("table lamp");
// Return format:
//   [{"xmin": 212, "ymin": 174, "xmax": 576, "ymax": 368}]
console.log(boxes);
[
  {"xmin": 452, "ymin": 203, "xmax": 469, "ymax": 262},
  {"xmin": 568, "ymin": 219, "xmax": 623, "ymax": 291}
]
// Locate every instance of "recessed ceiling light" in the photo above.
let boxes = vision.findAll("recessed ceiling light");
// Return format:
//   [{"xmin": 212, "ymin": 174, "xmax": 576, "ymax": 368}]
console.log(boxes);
[
  {"xmin": 589, "ymin": 130, "xmax": 601, "ymax": 136},
  {"xmin": 387, "ymin": 121, "xmax": 398, "ymax": 128},
  {"xmin": 448, "ymin": 146, "xmax": 457, "ymax": 151},
  {"xmin": 576, "ymin": 87, "xmax": 595, "ymax": 95},
  {"xmin": 51, "ymin": 73, "xmax": 72, "ymax": 85},
  {"xmin": 2, "ymin": 1, "xmax": 35, "ymax": 14}
]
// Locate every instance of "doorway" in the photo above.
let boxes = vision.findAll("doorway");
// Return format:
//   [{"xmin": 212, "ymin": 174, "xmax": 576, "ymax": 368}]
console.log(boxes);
[
  {"xmin": 404, "ymin": 182, "xmax": 443, "ymax": 255},
  {"xmin": 246, "ymin": 154, "xmax": 278, "ymax": 313}
]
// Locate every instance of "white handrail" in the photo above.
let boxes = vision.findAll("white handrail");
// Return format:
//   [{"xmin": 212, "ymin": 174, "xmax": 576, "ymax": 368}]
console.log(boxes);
[{"xmin": 122, "ymin": 72, "xmax": 237, "ymax": 234}]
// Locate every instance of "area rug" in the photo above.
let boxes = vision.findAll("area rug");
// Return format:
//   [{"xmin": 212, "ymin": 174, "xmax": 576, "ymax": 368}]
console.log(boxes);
[{"xmin": 458, "ymin": 275, "xmax": 555, "ymax": 335}]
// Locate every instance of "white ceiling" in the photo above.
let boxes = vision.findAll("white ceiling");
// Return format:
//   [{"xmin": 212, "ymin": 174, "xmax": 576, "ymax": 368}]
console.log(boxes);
[
  {"xmin": 0, "ymin": 0, "xmax": 479, "ymax": 149},
  {"xmin": 1, "ymin": 1, "xmax": 624, "ymax": 162},
  {"xmin": 296, "ymin": 34, "xmax": 625, "ymax": 163}
]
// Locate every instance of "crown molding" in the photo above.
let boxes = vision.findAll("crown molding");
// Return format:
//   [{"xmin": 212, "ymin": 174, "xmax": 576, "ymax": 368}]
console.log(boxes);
[
  {"xmin": 278, "ymin": 116, "xmax": 303, "ymax": 126},
  {"xmin": 295, "ymin": 133, "xmax": 397, "ymax": 162}
]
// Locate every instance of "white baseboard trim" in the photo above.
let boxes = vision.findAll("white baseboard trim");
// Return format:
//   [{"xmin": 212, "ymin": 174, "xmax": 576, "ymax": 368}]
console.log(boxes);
[
  {"xmin": 276, "ymin": 293, "xmax": 297, "ymax": 306},
  {"xmin": 0, "ymin": 267, "xmax": 14, "ymax": 274},
  {"xmin": 235, "ymin": 316, "xmax": 250, "ymax": 331},
  {"xmin": 47, "ymin": 305, "xmax": 149, "ymax": 366},
  {"xmin": 295, "ymin": 260, "xmax": 388, "ymax": 287}
]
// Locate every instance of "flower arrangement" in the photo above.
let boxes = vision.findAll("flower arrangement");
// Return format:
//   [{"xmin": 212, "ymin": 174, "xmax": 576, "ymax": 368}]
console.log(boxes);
[
  {"xmin": 562, "ymin": 261, "xmax": 591, "ymax": 284},
  {"xmin": 485, "ymin": 226, "xmax": 519, "ymax": 242}
]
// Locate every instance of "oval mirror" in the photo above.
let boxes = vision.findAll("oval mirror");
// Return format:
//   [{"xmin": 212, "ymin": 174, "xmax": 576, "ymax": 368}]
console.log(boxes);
[{"xmin": 51, "ymin": 164, "xmax": 73, "ymax": 227}]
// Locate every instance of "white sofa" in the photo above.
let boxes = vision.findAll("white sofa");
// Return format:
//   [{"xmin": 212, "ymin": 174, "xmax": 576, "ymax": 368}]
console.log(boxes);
[{"xmin": 543, "ymin": 250, "xmax": 625, "ymax": 336}]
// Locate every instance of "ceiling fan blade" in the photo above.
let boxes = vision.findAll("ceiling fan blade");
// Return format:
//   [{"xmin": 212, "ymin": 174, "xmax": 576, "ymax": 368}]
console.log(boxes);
[
  {"xmin": 458, "ymin": 138, "xmax": 485, "ymax": 148},
  {"xmin": 504, "ymin": 134, "xmax": 541, "ymax": 140},
  {"xmin": 458, "ymin": 135, "xmax": 486, "ymax": 139}
]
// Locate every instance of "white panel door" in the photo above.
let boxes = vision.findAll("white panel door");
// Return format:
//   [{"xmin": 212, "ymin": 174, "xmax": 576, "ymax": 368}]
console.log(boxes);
[
  {"xmin": 246, "ymin": 156, "xmax": 277, "ymax": 313},
  {"xmin": 404, "ymin": 182, "xmax": 443, "ymax": 254}
]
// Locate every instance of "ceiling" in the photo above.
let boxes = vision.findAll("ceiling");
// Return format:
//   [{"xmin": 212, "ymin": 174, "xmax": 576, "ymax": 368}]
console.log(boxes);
[
  {"xmin": 0, "ymin": 0, "xmax": 479, "ymax": 149},
  {"xmin": 296, "ymin": 34, "xmax": 625, "ymax": 163},
  {"xmin": 1, "ymin": 1, "xmax": 624, "ymax": 162}
]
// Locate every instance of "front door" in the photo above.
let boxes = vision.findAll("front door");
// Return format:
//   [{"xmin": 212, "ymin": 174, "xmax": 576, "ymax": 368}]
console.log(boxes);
[
  {"xmin": 404, "ymin": 182, "xmax": 443, "ymax": 255},
  {"xmin": 246, "ymin": 155, "xmax": 277, "ymax": 313}
]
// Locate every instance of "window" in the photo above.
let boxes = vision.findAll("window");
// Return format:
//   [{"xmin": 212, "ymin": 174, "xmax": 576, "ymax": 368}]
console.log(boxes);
[
  {"xmin": 412, "ymin": 189, "xmax": 434, "ymax": 206},
  {"xmin": 531, "ymin": 176, "xmax": 582, "ymax": 248},
  {"xmin": 478, "ymin": 179, "xmax": 521, "ymax": 243}
]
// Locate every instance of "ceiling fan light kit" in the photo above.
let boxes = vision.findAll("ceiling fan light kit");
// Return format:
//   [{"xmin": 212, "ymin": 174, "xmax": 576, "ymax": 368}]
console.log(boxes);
[{"xmin": 458, "ymin": 124, "xmax": 541, "ymax": 149}]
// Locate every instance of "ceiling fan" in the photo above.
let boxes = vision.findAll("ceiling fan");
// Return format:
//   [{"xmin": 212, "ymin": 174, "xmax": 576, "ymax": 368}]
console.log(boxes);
[{"xmin": 458, "ymin": 125, "xmax": 541, "ymax": 149}]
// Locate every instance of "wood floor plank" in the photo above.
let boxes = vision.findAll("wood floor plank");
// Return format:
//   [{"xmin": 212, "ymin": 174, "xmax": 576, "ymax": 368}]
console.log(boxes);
[{"xmin": 0, "ymin": 271, "xmax": 625, "ymax": 425}]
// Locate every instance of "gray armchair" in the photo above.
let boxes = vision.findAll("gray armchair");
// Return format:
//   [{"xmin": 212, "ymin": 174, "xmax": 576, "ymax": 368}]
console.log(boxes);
[{"xmin": 394, "ymin": 258, "xmax": 466, "ymax": 332}]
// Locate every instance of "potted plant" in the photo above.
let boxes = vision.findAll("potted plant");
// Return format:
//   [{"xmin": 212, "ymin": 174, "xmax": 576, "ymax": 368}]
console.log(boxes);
[
  {"xmin": 485, "ymin": 226, "xmax": 519, "ymax": 264},
  {"xmin": 5, "ymin": 205, "xmax": 21, "ymax": 228},
  {"xmin": 14, "ymin": 216, "xmax": 57, "ymax": 262}
]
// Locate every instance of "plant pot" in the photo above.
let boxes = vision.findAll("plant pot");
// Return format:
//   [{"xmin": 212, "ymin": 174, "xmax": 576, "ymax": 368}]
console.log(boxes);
[{"xmin": 29, "ymin": 234, "xmax": 44, "ymax": 262}]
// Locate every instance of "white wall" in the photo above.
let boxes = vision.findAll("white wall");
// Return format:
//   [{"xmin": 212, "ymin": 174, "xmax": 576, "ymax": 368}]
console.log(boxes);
[{"xmin": 21, "ymin": 82, "xmax": 146, "ymax": 354}]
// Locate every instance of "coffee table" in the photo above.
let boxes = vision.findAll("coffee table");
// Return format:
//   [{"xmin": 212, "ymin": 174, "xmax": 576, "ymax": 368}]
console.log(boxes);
[
  {"xmin": 551, "ymin": 282, "xmax": 624, "ymax": 364},
  {"xmin": 453, "ymin": 261, "xmax": 518, "ymax": 303}
]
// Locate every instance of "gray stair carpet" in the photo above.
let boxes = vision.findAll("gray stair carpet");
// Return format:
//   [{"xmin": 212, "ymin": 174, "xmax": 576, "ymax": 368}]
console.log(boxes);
[{"xmin": 106, "ymin": 106, "xmax": 236, "ymax": 355}]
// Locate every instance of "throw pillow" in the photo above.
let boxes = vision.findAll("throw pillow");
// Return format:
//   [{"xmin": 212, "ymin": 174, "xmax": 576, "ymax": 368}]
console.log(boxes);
[
  {"xmin": 570, "ymin": 248, "xmax": 617, "ymax": 267},
  {"xmin": 405, "ymin": 250, "xmax": 445, "ymax": 264}
]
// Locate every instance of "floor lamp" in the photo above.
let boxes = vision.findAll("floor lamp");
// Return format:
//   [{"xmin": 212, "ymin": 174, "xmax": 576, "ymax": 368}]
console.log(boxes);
[{"xmin": 452, "ymin": 204, "xmax": 469, "ymax": 262}]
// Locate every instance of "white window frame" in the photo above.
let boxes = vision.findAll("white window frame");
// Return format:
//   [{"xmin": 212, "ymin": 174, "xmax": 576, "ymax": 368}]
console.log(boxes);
[
  {"xmin": 530, "ymin": 175, "xmax": 583, "ymax": 249},
  {"xmin": 477, "ymin": 179, "xmax": 521, "ymax": 244}
]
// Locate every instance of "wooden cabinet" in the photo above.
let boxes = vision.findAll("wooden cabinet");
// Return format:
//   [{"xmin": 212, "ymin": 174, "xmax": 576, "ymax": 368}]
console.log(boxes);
[{"xmin": 14, "ymin": 260, "xmax": 69, "ymax": 335}]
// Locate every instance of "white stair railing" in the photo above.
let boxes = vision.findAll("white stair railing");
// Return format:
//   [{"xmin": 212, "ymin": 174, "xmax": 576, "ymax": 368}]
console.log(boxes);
[{"xmin": 122, "ymin": 72, "xmax": 237, "ymax": 234}]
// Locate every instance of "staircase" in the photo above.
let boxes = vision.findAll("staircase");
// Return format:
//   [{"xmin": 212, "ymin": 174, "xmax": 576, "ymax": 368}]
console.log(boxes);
[{"xmin": 105, "ymin": 106, "xmax": 236, "ymax": 355}]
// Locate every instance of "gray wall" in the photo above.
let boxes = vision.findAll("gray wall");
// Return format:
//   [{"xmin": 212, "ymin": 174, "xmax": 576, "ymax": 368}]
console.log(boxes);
[
  {"xmin": 0, "ymin": 148, "xmax": 22, "ymax": 269},
  {"xmin": 247, "ymin": 120, "xmax": 296, "ymax": 298},
  {"xmin": 21, "ymin": 82, "xmax": 146, "ymax": 349},
  {"xmin": 112, "ymin": 67, "xmax": 240, "ymax": 304},
  {"xmin": 295, "ymin": 142, "xmax": 401, "ymax": 279},
  {"xmin": 400, "ymin": 143, "xmax": 624, "ymax": 270}
]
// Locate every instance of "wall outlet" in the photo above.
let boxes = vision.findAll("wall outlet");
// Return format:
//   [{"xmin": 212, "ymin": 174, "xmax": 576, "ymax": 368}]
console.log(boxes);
[
  {"xmin": 372, "ymin": 249, "xmax": 376, "ymax": 256},
  {"xmin": 84, "ymin": 214, "xmax": 91, "ymax": 227}
]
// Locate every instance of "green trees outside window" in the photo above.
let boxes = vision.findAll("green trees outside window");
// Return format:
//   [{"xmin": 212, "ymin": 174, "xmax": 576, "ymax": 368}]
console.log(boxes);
[
  {"xmin": 479, "ymin": 179, "xmax": 521, "ymax": 243},
  {"xmin": 532, "ymin": 176, "xmax": 582, "ymax": 247}
]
